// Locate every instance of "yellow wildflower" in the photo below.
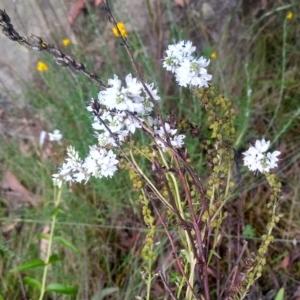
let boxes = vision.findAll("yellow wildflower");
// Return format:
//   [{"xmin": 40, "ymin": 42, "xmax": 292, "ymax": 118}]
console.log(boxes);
[
  {"xmin": 62, "ymin": 38, "xmax": 71, "ymax": 46},
  {"xmin": 210, "ymin": 52, "xmax": 217, "ymax": 59},
  {"xmin": 112, "ymin": 22, "xmax": 128, "ymax": 38},
  {"xmin": 286, "ymin": 11, "xmax": 293, "ymax": 20},
  {"xmin": 37, "ymin": 61, "xmax": 48, "ymax": 72}
]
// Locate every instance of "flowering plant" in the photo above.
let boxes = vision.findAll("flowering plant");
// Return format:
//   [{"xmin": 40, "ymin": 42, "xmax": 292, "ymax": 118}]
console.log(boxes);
[{"xmin": 0, "ymin": 2, "xmax": 283, "ymax": 299}]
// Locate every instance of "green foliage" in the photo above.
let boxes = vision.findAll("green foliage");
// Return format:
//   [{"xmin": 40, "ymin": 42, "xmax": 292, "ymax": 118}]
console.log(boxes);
[
  {"xmin": 45, "ymin": 283, "xmax": 77, "ymax": 295},
  {"xmin": 9, "ymin": 259, "xmax": 45, "ymax": 273},
  {"xmin": 275, "ymin": 288, "xmax": 285, "ymax": 300},
  {"xmin": 243, "ymin": 224, "xmax": 256, "ymax": 238}
]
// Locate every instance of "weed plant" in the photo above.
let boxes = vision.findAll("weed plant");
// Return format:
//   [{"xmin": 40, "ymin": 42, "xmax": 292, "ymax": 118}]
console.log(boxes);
[{"xmin": 0, "ymin": 1, "xmax": 299, "ymax": 300}]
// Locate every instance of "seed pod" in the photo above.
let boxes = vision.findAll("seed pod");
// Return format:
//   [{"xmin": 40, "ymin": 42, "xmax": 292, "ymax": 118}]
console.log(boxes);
[
  {"xmin": 75, "ymin": 62, "xmax": 84, "ymax": 70},
  {"xmin": 0, "ymin": 9, "xmax": 11, "ymax": 23},
  {"xmin": 55, "ymin": 56, "xmax": 68, "ymax": 66},
  {"xmin": 63, "ymin": 55, "xmax": 75, "ymax": 65},
  {"xmin": 48, "ymin": 47, "xmax": 63, "ymax": 57},
  {"xmin": 31, "ymin": 45, "xmax": 43, "ymax": 51},
  {"xmin": 18, "ymin": 37, "xmax": 26, "ymax": 44},
  {"xmin": 90, "ymin": 73, "xmax": 98, "ymax": 80},
  {"xmin": 0, "ymin": 10, "xmax": 4, "ymax": 22},
  {"xmin": 30, "ymin": 34, "xmax": 44, "ymax": 51},
  {"xmin": 2, "ymin": 22, "xmax": 13, "ymax": 29},
  {"xmin": 91, "ymin": 99, "xmax": 100, "ymax": 113},
  {"xmin": 30, "ymin": 34, "xmax": 43, "ymax": 44}
]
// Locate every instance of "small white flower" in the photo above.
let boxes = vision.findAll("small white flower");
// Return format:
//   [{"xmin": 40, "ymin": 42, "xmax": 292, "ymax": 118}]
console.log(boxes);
[
  {"xmin": 243, "ymin": 139, "xmax": 280, "ymax": 173},
  {"xmin": 171, "ymin": 134, "xmax": 185, "ymax": 148},
  {"xmin": 52, "ymin": 174, "xmax": 63, "ymax": 188},
  {"xmin": 253, "ymin": 139, "xmax": 270, "ymax": 153},
  {"xmin": 96, "ymin": 131, "xmax": 116, "ymax": 147},
  {"xmin": 48, "ymin": 129, "xmax": 63, "ymax": 143},
  {"xmin": 74, "ymin": 171, "xmax": 88, "ymax": 183},
  {"xmin": 266, "ymin": 151, "xmax": 281, "ymax": 169},
  {"xmin": 155, "ymin": 122, "xmax": 177, "ymax": 138},
  {"xmin": 144, "ymin": 82, "xmax": 160, "ymax": 101},
  {"xmin": 125, "ymin": 74, "xmax": 143, "ymax": 98},
  {"xmin": 162, "ymin": 41, "xmax": 196, "ymax": 73},
  {"xmin": 124, "ymin": 115, "xmax": 142, "ymax": 134},
  {"xmin": 147, "ymin": 116, "xmax": 160, "ymax": 127},
  {"xmin": 154, "ymin": 123, "xmax": 185, "ymax": 150},
  {"xmin": 39, "ymin": 130, "xmax": 47, "ymax": 146},
  {"xmin": 175, "ymin": 57, "xmax": 212, "ymax": 88}
]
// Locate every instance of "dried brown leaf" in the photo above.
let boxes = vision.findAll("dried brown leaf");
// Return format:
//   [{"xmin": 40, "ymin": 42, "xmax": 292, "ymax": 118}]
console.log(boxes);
[
  {"xmin": 278, "ymin": 251, "xmax": 300, "ymax": 269},
  {"xmin": 68, "ymin": 0, "xmax": 86, "ymax": 26},
  {"xmin": 278, "ymin": 253, "xmax": 290, "ymax": 269},
  {"xmin": 68, "ymin": 0, "xmax": 103, "ymax": 26},
  {"xmin": 2, "ymin": 171, "xmax": 41, "ymax": 206},
  {"xmin": 94, "ymin": 0, "xmax": 104, "ymax": 7},
  {"xmin": 174, "ymin": 0, "xmax": 186, "ymax": 7}
]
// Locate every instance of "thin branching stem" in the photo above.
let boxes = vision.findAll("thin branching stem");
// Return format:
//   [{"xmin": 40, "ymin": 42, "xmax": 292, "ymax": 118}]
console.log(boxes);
[
  {"xmin": 148, "ymin": 194, "xmax": 198, "ymax": 299},
  {"xmin": 220, "ymin": 240, "xmax": 248, "ymax": 298},
  {"xmin": 159, "ymin": 270, "xmax": 179, "ymax": 300}
]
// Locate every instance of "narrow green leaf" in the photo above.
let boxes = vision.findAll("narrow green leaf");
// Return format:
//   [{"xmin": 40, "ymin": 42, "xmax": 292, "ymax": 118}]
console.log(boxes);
[
  {"xmin": 275, "ymin": 288, "xmax": 285, "ymax": 300},
  {"xmin": 48, "ymin": 254, "xmax": 60, "ymax": 264},
  {"xmin": 9, "ymin": 259, "xmax": 45, "ymax": 272},
  {"xmin": 45, "ymin": 283, "xmax": 77, "ymax": 295},
  {"xmin": 38, "ymin": 233, "xmax": 50, "ymax": 240},
  {"xmin": 91, "ymin": 287, "xmax": 119, "ymax": 300},
  {"xmin": 51, "ymin": 206, "xmax": 60, "ymax": 217},
  {"xmin": 53, "ymin": 236, "xmax": 79, "ymax": 254},
  {"xmin": 210, "ymin": 249, "xmax": 221, "ymax": 259},
  {"xmin": 23, "ymin": 277, "xmax": 42, "ymax": 290}
]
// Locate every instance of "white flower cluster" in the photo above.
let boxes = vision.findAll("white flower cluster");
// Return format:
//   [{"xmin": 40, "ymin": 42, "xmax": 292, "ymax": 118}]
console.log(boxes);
[
  {"xmin": 162, "ymin": 40, "xmax": 212, "ymax": 88},
  {"xmin": 53, "ymin": 72, "xmax": 186, "ymax": 187},
  {"xmin": 53, "ymin": 39, "xmax": 214, "ymax": 187},
  {"xmin": 243, "ymin": 139, "xmax": 280, "ymax": 173},
  {"xmin": 52, "ymin": 146, "xmax": 118, "ymax": 188},
  {"xmin": 88, "ymin": 74, "xmax": 160, "ymax": 148}
]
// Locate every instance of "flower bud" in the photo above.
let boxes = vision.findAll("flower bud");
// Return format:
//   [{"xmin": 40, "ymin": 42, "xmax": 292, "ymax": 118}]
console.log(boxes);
[
  {"xmin": 48, "ymin": 47, "xmax": 63, "ymax": 57},
  {"xmin": 75, "ymin": 62, "xmax": 84, "ymax": 70},
  {"xmin": 29, "ymin": 34, "xmax": 46, "ymax": 51}
]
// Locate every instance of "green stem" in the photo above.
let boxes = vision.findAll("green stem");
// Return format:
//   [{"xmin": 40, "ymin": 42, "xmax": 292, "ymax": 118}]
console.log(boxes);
[
  {"xmin": 157, "ymin": 150, "xmax": 195, "ymax": 300},
  {"xmin": 129, "ymin": 149, "xmax": 173, "ymax": 211},
  {"xmin": 146, "ymin": 258, "xmax": 153, "ymax": 300},
  {"xmin": 39, "ymin": 188, "xmax": 62, "ymax": 300}
]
